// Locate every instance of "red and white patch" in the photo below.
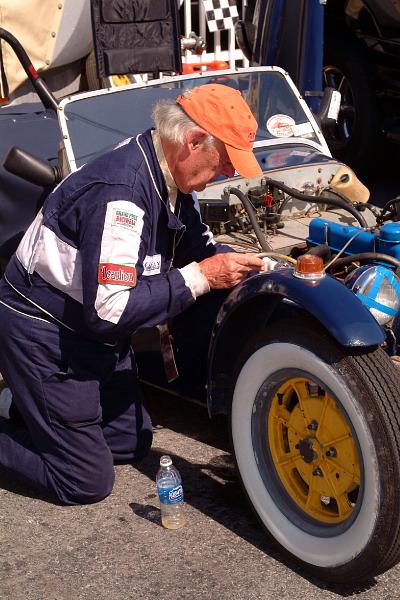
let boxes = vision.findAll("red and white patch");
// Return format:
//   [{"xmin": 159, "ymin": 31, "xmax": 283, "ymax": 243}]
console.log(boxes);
[
  {"xmin": 112, "ymin": 208, "xmax": 139, "ymax": 231},
  {"xmin": 98, "ymin": 263, "xmax": 136, "ymax": 286}
]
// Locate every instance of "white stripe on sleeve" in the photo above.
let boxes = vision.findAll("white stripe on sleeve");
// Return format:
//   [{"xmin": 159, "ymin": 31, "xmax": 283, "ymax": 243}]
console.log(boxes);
[
  {"xmin": 16, "ymin": 211, "xmax": 83, "ymax": 303},
  {"xmin": 95, "ymin": 200, "xmax": 144, "ymax": 323}
]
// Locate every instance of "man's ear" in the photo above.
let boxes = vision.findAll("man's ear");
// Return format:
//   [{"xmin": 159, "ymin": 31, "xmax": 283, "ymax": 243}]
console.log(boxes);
[{"xmin": 186, "ymin": 127, "xmax": 208, "ymax": 150}]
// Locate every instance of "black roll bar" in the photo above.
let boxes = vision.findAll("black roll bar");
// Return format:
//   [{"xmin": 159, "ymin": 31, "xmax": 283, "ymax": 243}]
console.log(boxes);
[{"xmin": 0, "ymin": 27, "xmax": 58, "ymax": 112}]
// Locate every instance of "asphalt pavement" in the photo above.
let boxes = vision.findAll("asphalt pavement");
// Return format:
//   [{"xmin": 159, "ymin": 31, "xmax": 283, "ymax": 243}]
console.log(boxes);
[{"xmin": 1, "ymin": 388, "xmax": 400, "ymax": 600}]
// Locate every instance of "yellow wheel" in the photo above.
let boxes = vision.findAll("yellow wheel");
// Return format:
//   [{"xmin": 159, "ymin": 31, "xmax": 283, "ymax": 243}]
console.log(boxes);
[
  {"xmin": 231, "ymin": 318, "xmax": 400, "ymax": 583},
  {"xmin": 268, "ymin": 376, "xmax": 360, "ymax": 524}
]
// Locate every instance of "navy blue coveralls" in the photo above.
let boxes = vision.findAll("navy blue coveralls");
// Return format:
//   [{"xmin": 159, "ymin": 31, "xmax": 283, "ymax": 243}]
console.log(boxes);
[{"xmin": 0, "ymin": 130, "xmax": 222, "ymax": 505}]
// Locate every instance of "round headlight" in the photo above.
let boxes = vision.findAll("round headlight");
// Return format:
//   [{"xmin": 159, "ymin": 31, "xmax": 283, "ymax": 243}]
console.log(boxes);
[{"xmin": 345, "ymin": 265, "xmax": 400, "ymax": 325}]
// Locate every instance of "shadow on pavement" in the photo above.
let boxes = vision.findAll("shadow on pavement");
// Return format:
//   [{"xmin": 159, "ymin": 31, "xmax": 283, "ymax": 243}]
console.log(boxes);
[
  {"xmin": 0, "ymin": 385, "xmax": 381, "ymax": 596},
  {"xmin": 0, "ymin": 470, "xmax": 60, "ymax": 504}
]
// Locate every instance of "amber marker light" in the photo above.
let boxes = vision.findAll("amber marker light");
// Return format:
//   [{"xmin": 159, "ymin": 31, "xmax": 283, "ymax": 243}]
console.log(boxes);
[{"xmin": 293, "ymin": 254, "xmax": 325, "ymax": 280}]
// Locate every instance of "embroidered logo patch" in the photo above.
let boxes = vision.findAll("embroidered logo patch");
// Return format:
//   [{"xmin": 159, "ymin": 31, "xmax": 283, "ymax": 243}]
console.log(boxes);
[
  {"xmin": 98, "ymin": 263, "xmax": 137, "ymax": 286},
  {"xmin": 143, "ymin": 254, "xmax": 161, "ymax": 276},
  {"xmin": 112, "ymin": 209, "xmax": 139, "ymax": 230}
]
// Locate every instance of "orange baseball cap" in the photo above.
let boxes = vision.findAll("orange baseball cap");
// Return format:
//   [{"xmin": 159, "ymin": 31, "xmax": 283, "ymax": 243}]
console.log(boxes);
[{"xmin": 176, "ymin": 83, "xmax": 263, "ymax": 179}]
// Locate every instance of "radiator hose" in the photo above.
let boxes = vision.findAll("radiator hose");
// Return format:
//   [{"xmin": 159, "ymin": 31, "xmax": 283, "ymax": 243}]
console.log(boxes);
[
  {"xmin": 268, "ymin": 177, "xmax": 368, "ymax": 228},
  {"xmin": 326, "ymin": 252, "xmax": 400, "ymax": 273},
  {"xmin": 228, "ymin": 187, "xmax": 273, "ymax": 252}
]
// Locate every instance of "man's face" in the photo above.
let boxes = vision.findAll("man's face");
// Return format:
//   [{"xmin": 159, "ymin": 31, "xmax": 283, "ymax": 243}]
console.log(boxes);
[{"xmin": 173, "ymin": 134, "xmax": 235, "ymax": 194}]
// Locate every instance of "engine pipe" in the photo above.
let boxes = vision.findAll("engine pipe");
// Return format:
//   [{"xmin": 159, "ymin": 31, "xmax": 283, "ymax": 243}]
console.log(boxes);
[
  {"xmin": 327, "ymin": 252, "xmax": 400, "ymax": 272},
  {"xmin": 267, "ymin": 177, "xmax": 368, "ymax": 228},
  {"xmin": 0, "ymin": 28, "xmax": 58, "ymax": 112},
  {"xmin": 228, "ymin": 187, "xmax": 273, "ymax": 252}
]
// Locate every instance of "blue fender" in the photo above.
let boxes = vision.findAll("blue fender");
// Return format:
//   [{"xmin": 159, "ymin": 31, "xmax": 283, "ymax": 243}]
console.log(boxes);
[
  {"xmin": 206, "ymin": 269, "xmax": 385, "ymax": 416},
  {"xmin": 212, "ymin": 269, "xmax": 385, "ymax": 346}
]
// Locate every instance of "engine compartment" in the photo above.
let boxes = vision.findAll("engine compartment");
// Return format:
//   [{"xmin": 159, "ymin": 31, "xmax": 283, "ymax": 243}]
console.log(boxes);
[
  {"xmin": 197, "ymin": 157, "xmax": 400, "ymax": 337},
  {"xmin": 197, "ymin": 158, "xmax": 376, "ymax": 256}
]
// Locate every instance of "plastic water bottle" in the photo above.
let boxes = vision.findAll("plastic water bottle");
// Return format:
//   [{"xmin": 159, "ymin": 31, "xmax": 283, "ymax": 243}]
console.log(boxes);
[{"xmin": 156, "ymin": 455, "xmax": 186, "ymax": 529}]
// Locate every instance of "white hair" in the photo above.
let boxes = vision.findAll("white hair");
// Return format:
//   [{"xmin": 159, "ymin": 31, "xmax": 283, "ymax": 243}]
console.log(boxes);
[{"xmin": 152, "ymin": 91, "xmax": 216, "ymax": 148}]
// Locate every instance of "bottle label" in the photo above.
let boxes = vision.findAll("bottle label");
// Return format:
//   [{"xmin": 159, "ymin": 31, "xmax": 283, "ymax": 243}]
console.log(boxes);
[{"xmin": 158, "ymin": 484, "xmax": 184, "ymax": 505}]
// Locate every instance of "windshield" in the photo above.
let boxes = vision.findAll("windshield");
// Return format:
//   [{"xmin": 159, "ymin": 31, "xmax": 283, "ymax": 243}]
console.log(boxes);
[{"xmin": 61, "ymin": 68, "xmax": 323, "ymax": 170}]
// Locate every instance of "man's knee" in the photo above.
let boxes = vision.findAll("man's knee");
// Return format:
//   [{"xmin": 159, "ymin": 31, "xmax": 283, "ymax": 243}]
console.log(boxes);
[{"xmin": 53, "ymin": 460, "xmax": 116, "ymax": 506}]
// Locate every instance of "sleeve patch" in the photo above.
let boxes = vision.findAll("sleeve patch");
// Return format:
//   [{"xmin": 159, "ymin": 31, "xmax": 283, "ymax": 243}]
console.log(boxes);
[
  {"xmin": 98, "ymin": 263, "xmax": 137, "ymax": 286},
  {"xmin": 112, "ymin": 208, "xmax": 140, "ymax": 231}
]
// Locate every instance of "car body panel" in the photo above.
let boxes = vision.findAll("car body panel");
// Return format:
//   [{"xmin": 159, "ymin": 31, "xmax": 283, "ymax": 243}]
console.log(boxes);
[{"xmin": 0, "ymin": 104, "xmax": 60, "ymax": 260}]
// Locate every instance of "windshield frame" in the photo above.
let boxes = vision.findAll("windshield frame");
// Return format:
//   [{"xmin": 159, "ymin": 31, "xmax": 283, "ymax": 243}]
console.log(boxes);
[{"xmin": 58, "ymin": 66, "xmax": 331, "ymax": 172}]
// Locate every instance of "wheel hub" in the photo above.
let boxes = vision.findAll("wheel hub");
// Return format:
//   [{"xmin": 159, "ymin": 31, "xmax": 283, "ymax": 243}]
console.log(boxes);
[
  {"xmin": 267, "ymin": 376, "xmax": 360, "ymax": 524},
  {"xmin": 297, "ymin": 437, "xmax": 318, "ymax": 464}
]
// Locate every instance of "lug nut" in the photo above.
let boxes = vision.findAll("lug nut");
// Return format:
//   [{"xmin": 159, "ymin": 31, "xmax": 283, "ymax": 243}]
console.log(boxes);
[
  {"xmin": 326, "ymin": 447, "xmax": 337, "ymax": 458},
  {"xmin": 313, "ymin": 467, "xmax": 323, "ymax": 477},
  {"xmin": 307, "ymin": 420, "xmax": 318, "ymax": 431}
]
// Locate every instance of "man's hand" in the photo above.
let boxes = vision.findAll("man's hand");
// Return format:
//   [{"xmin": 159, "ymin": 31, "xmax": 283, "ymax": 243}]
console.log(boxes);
[{"xmin": 198, "ymin": 253, "xmax": 264, "ymax": 289}]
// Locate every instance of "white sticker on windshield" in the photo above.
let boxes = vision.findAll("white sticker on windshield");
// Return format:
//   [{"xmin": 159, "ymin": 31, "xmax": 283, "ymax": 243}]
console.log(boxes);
[
  {"xmin": 266, "ymin": 114, "xmax": 295, "ymax": 138},
  {"xmin": 292, "ymin": 122, "xmax": 314, "ymax": 137}
]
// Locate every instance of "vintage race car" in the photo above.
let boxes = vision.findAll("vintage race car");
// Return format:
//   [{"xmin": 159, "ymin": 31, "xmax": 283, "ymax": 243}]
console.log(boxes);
[{"xmin": 2, "ymin": 27, "xmax": 400, "ymax": 585}]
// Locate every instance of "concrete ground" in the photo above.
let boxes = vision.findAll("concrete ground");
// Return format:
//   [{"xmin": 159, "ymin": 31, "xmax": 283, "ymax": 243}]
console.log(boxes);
[{"xmin": 1, "ymin": 388, "xmax": 400, "ymax": 600}]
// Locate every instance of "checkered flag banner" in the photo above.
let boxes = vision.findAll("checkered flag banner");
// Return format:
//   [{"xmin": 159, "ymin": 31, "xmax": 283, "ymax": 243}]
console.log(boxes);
[{"xmin": 202, "ymin": 0, "xmax": 239, "ymax": 33}]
